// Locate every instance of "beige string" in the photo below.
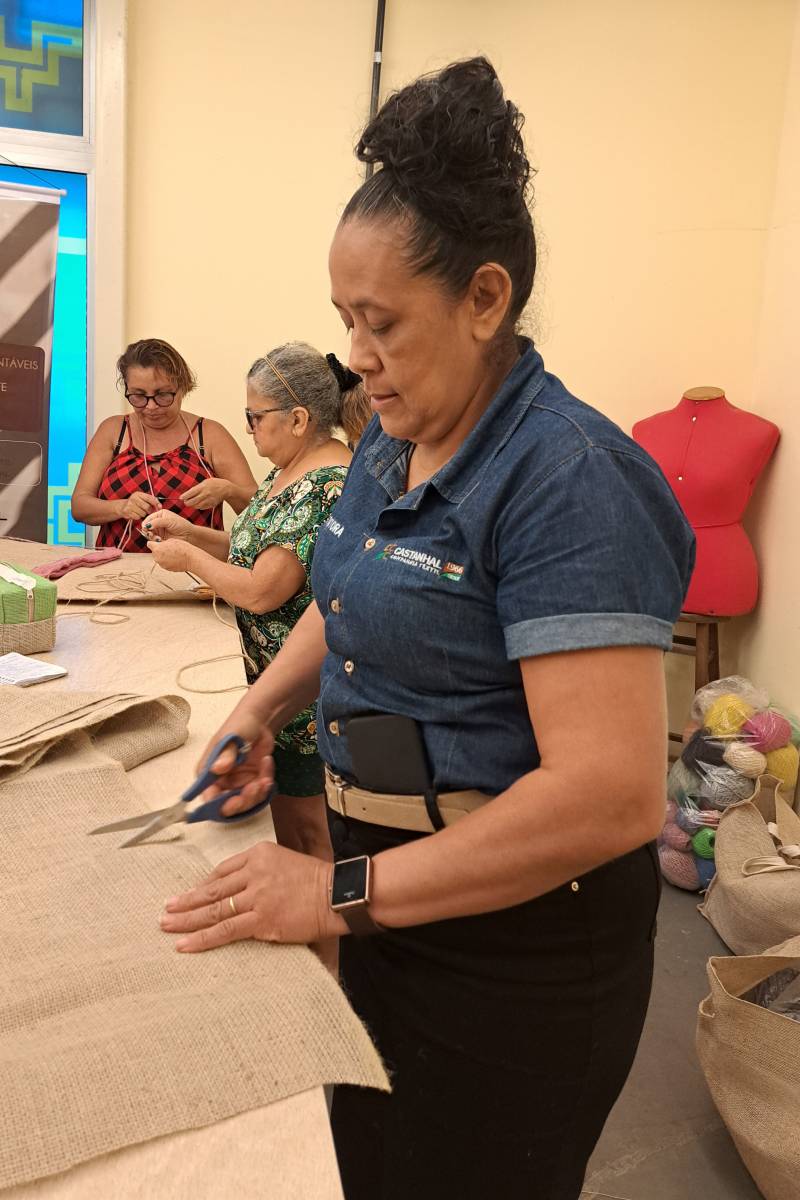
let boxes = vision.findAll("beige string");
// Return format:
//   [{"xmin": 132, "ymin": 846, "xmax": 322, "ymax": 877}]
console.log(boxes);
[
  {"xmin": 176, "ymin": 592, "xmax": 257, "ymax": 693},
  {"xmin": 58, "ymin": 561, "xmax": 257, "ymax": 694}
]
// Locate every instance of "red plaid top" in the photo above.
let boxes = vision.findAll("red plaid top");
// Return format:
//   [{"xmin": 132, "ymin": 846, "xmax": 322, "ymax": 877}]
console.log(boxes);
[{"xmin": 95, "ymin": 416, "xmax": 224, "ymax": 553}]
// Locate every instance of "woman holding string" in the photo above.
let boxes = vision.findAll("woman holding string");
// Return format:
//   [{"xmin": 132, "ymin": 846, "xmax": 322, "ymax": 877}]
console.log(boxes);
[
  {"xmin": 142, "ymin": 341, "xmax": 369, "ymax": 843},
  {"xmin": 71, "ymin": 338, "xmax": 257, "ymax": 552}
]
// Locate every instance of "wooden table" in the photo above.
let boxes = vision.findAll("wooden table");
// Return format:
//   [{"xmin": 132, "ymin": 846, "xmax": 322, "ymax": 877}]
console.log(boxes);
[{"xmin": 1, "ymin": 539, "xmax": 343, "ymax": 1200}]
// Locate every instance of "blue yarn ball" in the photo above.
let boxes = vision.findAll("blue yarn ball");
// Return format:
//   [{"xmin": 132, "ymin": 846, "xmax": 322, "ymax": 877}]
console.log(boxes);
[{"xmin": 694, "ymin": 854, "xmax": 716, "ymax": 890}]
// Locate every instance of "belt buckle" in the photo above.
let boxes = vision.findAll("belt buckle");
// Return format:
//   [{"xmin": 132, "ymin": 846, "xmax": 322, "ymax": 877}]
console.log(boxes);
[{"xmin": 329, "ymin": 770, "xmax": 349, "ymax": 818}]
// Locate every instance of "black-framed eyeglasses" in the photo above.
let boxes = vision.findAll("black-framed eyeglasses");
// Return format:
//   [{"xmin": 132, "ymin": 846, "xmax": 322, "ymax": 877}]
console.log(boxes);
[
  {"xmin": 125, "ymin": 389, "xmax": 177, "ymax": 409},
  {"xmin": 245, "ymin": 406, "xmax": 285, "ymax": 430}
]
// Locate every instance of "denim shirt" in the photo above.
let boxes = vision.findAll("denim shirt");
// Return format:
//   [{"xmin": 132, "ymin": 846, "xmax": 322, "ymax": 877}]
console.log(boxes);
[{"xmin": 311, "ymin": 341, "xmax": 695, "ymax": 795}]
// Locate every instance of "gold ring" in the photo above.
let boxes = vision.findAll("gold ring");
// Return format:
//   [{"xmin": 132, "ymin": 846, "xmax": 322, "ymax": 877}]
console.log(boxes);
[{"xmin": 228, "ymin": 895, "xmax": 238, "ymax": 917}]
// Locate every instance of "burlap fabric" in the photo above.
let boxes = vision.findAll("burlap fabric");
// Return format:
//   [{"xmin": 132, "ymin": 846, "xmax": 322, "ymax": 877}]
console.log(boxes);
[
  {"xmin": 697, "ymin": 934, "xmax": 800, "ymax": 1200},
  {"xmin": 700, "ymin": 775, "xmax": 800, "ymax": 954},
  {"xmin": 0, "ymin": 686, "xmax": 190, "ymax": 781},
  {"xmin": 0, "ymin": 616, "xmax": 56, "ymax": 655},
  {"xmin": 0, "ymin": 734, "xmax": 388, "ymax": 1189}
]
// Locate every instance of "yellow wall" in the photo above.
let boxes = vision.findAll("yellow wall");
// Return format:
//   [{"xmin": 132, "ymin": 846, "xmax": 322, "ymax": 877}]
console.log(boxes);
[
  {"xmin": 122, "ymin": 0, "xmax": 377, "ymax": 477},
  {"xmin": 122, "ymin": 0, "xmax": 800, "ymax": 718},
  {"xmin": 733, "ymin": 4, "xmax": 800, "ymax": 715}
]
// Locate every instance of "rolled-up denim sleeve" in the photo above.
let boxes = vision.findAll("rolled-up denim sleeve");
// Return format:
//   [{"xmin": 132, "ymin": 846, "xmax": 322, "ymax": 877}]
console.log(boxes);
[{"xmin": 496, "ymin": 445, "xmax": 696, "ymax": 661}]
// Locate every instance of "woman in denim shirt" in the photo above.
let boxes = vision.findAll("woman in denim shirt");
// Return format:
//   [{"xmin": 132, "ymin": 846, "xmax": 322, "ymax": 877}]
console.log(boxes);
[{"xmin": 161, "ymin": 59, "xmax": 695, "ymax": 1200}]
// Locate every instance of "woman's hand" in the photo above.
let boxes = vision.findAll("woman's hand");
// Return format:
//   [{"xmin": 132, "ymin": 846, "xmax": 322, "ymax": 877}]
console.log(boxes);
[
  {"xmin": 159, "ymin": 841, "xmax": 344, "ymax": 951},
  {"xmin": 148, "ymin": 538, "xmax": 194, "ymax": 573},
  {"xmin": 141, "ymin": 510, "xmax": 194, "ymax": 541},
  {"xmin": 181, "ymin": 478, "xmax": 231, "ymax": 510},
  {"xmin": 118, "ymin": 492, "xmax": 160, "ymax": 521},
  {"xmin": 198, "ymin": 717, "xmax": 275, "ymax": 816}
]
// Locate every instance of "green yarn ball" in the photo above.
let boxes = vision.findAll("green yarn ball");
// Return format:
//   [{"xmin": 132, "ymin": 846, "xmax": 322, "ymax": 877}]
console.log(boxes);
[{"xmin": 691, "ymin": 827, "xmax": 716, "ymax": 860}]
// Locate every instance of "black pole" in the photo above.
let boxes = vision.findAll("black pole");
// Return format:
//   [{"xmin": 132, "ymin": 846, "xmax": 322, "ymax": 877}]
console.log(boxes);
[{"xmin": 365, "ymin": 0, "xmax": 387, "ymax": 179}]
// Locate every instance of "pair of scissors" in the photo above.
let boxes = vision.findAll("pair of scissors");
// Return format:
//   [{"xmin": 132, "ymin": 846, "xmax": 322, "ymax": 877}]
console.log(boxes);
[{"xmin": 89, "ymin": 733, "xmax": 272, "ymax": 848}]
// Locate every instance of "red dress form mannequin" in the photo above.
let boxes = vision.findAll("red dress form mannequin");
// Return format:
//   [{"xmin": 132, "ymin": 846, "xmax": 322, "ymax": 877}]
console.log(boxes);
[{"xmin": 632, "ymin": 386, "xmax": 780, "ymax": 616}]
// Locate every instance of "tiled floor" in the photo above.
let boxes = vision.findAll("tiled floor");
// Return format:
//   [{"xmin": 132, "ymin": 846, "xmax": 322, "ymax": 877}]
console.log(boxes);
[{"xmin": 580, "ymin": 885, "xmax": 762, "ymax": 1200}]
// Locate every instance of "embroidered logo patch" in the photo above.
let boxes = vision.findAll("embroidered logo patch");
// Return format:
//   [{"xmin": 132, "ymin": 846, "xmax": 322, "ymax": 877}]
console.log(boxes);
[{"xmin": 376, "ymin": 543, "xmax": 463, "ymax": 582}]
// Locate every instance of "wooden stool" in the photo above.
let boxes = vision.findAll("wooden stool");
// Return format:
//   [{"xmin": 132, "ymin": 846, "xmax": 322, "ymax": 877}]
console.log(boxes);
[{"xmin": 668, "ymin": 612, "xmax": 728, "ymax": 754}]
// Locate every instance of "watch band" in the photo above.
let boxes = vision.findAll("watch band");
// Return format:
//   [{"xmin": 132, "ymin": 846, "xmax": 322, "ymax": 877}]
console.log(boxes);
[{"xmin": 337, "ymin": 902, "xmax": 384, "ymax": 937}]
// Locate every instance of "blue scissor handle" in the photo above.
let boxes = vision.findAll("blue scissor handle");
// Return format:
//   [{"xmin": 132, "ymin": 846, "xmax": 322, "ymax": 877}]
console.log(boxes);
[{"xmin": 182, "ymin": 733, "xmax": 273, "ymax": 824}]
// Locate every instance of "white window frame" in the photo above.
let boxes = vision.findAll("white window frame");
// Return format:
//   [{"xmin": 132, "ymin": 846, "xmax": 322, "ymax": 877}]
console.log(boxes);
[{"xmin": 0, "ymin": 0, "xmax": 126, "ymax": 440}]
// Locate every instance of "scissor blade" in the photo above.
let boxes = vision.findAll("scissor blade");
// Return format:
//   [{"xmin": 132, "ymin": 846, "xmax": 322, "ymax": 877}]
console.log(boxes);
[
  {"xmin": 120, "ymin": 806, "xmax": 185, "ymax": 848},
  {"xmin": 89, "ymin": 812, "xmax": 157, "ymax": 835}
]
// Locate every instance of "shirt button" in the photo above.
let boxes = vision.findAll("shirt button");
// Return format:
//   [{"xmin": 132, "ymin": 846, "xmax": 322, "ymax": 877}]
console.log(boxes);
[
  {"xmin": 344, "ymin": 660, "xmax": 355, "ymax": 675},
  {"xmin": 571, "ymin": 881, "xmax": 580, "ymax": 893},
  {"xmin": 364, "ymin": 538, "xmax": 376, "ymax": 550},
  {"xmin": 678, "ymin": 475, "xmax": 684, "ymax": 481},
  {"xmin": 692, "ymin": 416, "xmax": 697, "ymax": 422},
  {"xmin": 330, "ymin": 598, "xmax": 341, "ymax": 614},
  {"xmin": 329, "ymin": 720, "xmax": 340, "ymax": 735}
]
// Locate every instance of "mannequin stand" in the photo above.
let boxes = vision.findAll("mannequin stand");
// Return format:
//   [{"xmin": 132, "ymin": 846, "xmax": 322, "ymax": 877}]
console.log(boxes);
[{"xmin": 668, "ymin": 613, "xmax": 728, "ymax": 754}]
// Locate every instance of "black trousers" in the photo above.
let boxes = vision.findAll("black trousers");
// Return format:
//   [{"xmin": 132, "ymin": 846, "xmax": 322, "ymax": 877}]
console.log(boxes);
[{"xmin": 329, "ymin": 814, "xmax": 660, "ymax": 1200}]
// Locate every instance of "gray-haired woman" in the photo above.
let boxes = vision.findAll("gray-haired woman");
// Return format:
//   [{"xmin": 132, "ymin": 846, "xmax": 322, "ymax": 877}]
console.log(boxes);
[{"xmin": 142, "ymin": 341, "xmax": 370, "ymax": 808}]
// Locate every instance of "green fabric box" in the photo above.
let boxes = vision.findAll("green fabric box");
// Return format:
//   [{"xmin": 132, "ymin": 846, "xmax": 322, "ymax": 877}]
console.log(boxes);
[{"xmin": 0, "ymin": 564, "xmax": 57, "ymax": 654}]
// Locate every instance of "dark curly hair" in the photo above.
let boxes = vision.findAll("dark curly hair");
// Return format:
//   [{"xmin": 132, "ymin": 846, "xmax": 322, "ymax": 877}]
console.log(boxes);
[{"xmin": 342, "ymin": 57, "xmax": 536, "ymax": 330}]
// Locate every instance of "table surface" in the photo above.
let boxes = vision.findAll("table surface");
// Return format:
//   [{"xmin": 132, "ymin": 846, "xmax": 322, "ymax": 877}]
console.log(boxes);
[{"xmin": 1, "ymin": 539, "xmax": 343, "ymax": 1200}]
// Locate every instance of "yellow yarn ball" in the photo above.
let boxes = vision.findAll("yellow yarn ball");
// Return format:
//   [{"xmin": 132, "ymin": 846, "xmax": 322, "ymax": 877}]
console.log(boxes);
[
  {"xmin": 765, "ymin": 744, "xmax": 800, "ymax": 792},
  {"xmin": 705, "ymin": 695, "xmax": 755, "ymax": 739},
  {"xmin": 723, "ymin": 741, "xmax": 768, "ymax": 779}
]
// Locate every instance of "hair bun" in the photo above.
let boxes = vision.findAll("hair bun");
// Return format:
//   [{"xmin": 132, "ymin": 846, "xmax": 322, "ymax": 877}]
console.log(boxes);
[
  {"xmin": 356, "ymin": 57, "xmax": 531, "ymax": 209},
  {"xmin": 326, "ymin": 352, "xmax": 362, "ymax": 394}
]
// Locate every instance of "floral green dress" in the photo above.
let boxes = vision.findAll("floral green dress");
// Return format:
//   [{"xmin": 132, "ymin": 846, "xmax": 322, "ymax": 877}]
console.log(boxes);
[{"xmin": 228, "ymin": 464, "xmax": 347, "ymax": 796}]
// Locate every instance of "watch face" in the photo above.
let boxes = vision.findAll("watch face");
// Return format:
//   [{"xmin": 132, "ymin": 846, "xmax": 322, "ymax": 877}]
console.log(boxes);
[{"xmin": 331, "ymin": 856, "xmax": 369, "ymax": 907}]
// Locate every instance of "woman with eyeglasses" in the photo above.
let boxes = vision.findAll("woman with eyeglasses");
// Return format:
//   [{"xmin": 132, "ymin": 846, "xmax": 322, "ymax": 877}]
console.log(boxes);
[
  {"xmin": 71, "ymin": 338, "xmax": 258, "ymax": 552},
  {"xmin": 140, "ymin": 341, "xmax": 370, "ymax": 812}
]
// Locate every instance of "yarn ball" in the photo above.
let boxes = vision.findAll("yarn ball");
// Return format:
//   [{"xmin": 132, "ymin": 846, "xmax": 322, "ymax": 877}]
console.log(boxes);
[
  {"xmin": 764, "ymin": 743, "xmax": 800, "ymax": 792},
  {"xmin": 723, "ymin": 741, "xmax": 768, "ymax": 779},
  {"xmin": 787, "ymin": 712, "xmax": 800, "ymax": 749},
  {"xmin": 681, "ymin": 728, "xmax": 728, "ymax": 771},
  {"xmin": 698, "ymin": 764, "xmax": 754, "ymax": 810},
  {"xmin": 675, "ymin": 807, "xmax": 699, "ymax": 835},
  {"xmin": 691, "ymin": 827, "xmax": 716, "ymax": 860},
  {"xmin": 665, "ymin": 798, "xmax": 678, "ymax": 824},
  {"xmin": 705, "ymin": 694, "xmax": 755, "ymax": 739},
  {"xmin": 667, "ymin": 759, "xmax": 702, "ymax": 806},
  {"xmin": 662, "ymin": 821, "xmax": 692, "ymax": 852},
  {"xmin": 693, "ymin": 854, "xmax": 716, "ymax": 890},
  {"xmin": 659, "ymin": 845, "xmax": 700, "ymax": 891},
  {"xmin": 741, "ymin": 710, "xmax": 792, "ymax": 754},
  {"xmin": 692, "ymin": 676, "xmax": 769, "ymax": 722}
]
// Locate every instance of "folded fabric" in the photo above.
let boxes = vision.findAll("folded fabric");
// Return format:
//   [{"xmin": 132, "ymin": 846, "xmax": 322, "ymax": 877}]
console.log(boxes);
[
  {"xmin": 0, "ymin": 735, "xmax": 388, "ymax": 1189},
  {"xmin": 31, "ymin": 548, "xmax": 123, "ymax": 579},
  {"xmin": 0, "ymin": 686, "xmax": 190, "ymax": 781}
]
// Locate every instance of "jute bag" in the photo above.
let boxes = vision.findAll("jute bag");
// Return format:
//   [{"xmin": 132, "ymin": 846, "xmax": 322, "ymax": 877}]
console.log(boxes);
[
  {"xmin": 697, "ymin": 934, "xmax": 800, "ymax": 1200},
  {"xmin": 0, "ymin": 685, "xmax": 191, "ymax": 781},
  {"xmin": 0, "ymin": 562, "xmax": 57, "ymax": 653},
  {"xmin": 700, "ymin": 775, "xmax": 800, "ymax": 954}
]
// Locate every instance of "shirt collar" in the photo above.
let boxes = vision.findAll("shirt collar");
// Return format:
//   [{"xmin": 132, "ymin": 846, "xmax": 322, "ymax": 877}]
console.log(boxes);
[{"xmin": 362, "ymin": 339, "xmax": 546, "ymax": 505}]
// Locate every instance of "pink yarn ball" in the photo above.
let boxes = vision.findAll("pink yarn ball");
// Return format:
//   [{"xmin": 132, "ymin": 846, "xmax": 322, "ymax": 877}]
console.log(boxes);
[
  {"xmin": 741, "ymin": 709, "xmax": 792, "ymax": 753},
  {"xmin": 659, "ymin": 845, "xmax": 701, "ymax": 891},
  {"xmin": 665, "ymin": 799, "xmax": 678, "ymax": 823},
  {"xmin": 662, "ymin": 821, "xmax": 692, "ymax": 852}
]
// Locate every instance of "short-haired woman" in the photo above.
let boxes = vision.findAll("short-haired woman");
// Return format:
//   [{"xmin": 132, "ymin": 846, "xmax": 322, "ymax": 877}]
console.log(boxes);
[
  {"xmin": 142, "ymin": 342, "xmax": 368, "ymax": 828},
  {"xmin": 71, "ymin": 338, "xmax": 257, "ymax": 551}
]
